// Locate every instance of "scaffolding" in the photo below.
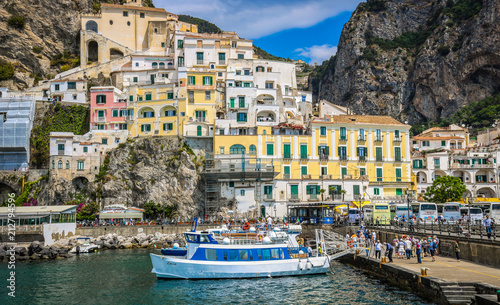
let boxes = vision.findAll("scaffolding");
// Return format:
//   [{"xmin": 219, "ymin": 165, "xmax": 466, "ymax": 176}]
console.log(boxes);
[
  {"xmin": 0, "ymin": 98, "xmax": 36, "ymax": 170},
  {"xmin": 202, "ymin": 153, "xmax": 278, "ymax": 216}
]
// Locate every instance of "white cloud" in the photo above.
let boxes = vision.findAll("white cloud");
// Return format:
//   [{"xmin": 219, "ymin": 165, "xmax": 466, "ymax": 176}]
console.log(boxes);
[
  {"xmin": 295, "ymin": 44, "xmax": 337, "ymax": 65},
  {"xmin": 156, "ymin": 0, "xmax": 361, "ymax": 39}
]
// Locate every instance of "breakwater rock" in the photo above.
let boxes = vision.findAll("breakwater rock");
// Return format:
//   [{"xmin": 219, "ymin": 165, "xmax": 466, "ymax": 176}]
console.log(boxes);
[{"xmin": 0, "ymin": 241, "xmax": 70, "ymax": 261}]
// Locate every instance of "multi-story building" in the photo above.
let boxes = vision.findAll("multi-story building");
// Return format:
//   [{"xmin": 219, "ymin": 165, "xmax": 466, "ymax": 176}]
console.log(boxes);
[
  {"xmin": 90, "ymin": 86, "xmax": 128, "ymax": 131},
  {"xmin": 49, "ymin": 79, "xmax": 87, "ymax": 103},
  {"xmin": 208, "ymin": 115, "xmax": 411, "ymax": 218}
]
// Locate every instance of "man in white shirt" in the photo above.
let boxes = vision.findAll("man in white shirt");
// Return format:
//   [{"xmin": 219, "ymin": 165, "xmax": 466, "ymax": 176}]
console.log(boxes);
[{"xmin": 404, "ymin": 238, "xmax": 412, "ymax": 259}]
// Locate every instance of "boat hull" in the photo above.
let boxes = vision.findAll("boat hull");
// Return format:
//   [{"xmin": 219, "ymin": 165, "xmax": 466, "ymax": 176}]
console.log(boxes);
[{"xmin": 150, "ymin": 253, "xmax": 330, "ymax": 279}]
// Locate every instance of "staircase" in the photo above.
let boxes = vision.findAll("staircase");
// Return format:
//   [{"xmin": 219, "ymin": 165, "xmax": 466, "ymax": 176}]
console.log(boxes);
[{"xmin": 440, "ymin": 283, "xmax": 476, "ymax": 305}]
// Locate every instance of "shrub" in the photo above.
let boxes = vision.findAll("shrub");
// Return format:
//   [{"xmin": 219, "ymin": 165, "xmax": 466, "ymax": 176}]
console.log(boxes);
[
  {"xmin": 7, "ymin": 15, "xmax": 25, "ymax": 30},
  {"xmin": 60, "ymin": 64, "xmax": 71, "ymax": 72},
  {"xmin": 0, "ymin": 60, "xmax": 15, "ymax": 81},
  {"xmin": 32, "ymin": 46, "xmax": 43, "ymax": 53}
]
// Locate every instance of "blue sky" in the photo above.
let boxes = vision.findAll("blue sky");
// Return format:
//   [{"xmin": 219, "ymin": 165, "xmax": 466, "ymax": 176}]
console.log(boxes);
[{"xmin": 156, "ymin": 0, "xmax": 363, "ymax": 64}]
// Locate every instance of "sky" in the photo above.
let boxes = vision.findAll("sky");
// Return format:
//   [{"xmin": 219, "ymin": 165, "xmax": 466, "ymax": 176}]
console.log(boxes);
[{"xmin": 156, "ymin": 0, "xmax": 364, "ymax": 64}]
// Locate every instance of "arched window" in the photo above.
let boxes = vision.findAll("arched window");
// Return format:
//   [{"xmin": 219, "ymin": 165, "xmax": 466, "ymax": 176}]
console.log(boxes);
[
  {"xmin": 52, "ymin": 160, "xmax": 55, "ymax": 169},
  {"xmin": 159, "ymin": 62, "xmax": 165, "ymax": 69},
  {"xmin": 58, "ymin": 161, "xmax": 63, "ymax": 169},
  {"xmin": 85, "ymin": 20, "xmax": 98, "ymax": 33},
  {"xmin": 152, "ymin": 62, "xmax": 158, "ymax": 69},
  {"xmin": 263, "ymin": 130, "xmax": 267, "ymax": 135},
  {"xmin": 249, "ymin": 145, "xmax": 256, "ymax": 155},
  {"xmin": 230, "ymin": 144, "xmax": 246, "ymax": 154},
  {"xmin": 66, "ymin": 161, "xmax": 70, "ymax": 169}
]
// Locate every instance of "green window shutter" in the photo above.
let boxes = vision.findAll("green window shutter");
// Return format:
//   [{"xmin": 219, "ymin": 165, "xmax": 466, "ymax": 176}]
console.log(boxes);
[
  {"xmin": 374, "ymin": 188, "xmax": 379, "ymax": 195},
  {"xmin": 300, "ymin": 145, "xmax": 307, "ymax": 157},
  {"xmin": 353, "ymin": 185, "xmax": 360, "ymax": 195},
  {"xmin": 306, "ymin": 186, "xmax": 311, "ymax": 195},
  {"xmin": 326, "ymin": 146, "xmax": 329, "ymax": 156},
  {"xmin": 202, "ymin": 77, "xmax": 206, "ymax": 85},
  {"xmin": 230, "ymin": 98, "xmax": 235, "ymax": 108},
  {"xmin": 284, "ymin": 166, "xmax": 290, "ymax": 175},
  {"xmin": 112, "ymin": 109, "xmax": 118, "ymax": 117},
  {"xmin": 320, "ymin": 126, "xmax": 326, "ymax": 135},
  {"xmin": 341, "ymin": 168, "xmax": 347, "ymax": 176},
  {"xmin": 290, "ymin": 185, "xmax": 298, "ymax": 195},
  {"xmin": 301, "ymin": 166, "xmax": 307, "ymax": 175},
  {"xmin": 141, "ymin": 125, "xmax": 144, "ymax": 132},
  {"xmin": 396, "ymin": 188, "xmax": 403, "ymax": 196},
  {"xmin": 210, "ymin": 77, "xmax": 213, "ymax": 86},
  {"xmin": 316, "ymin": 185, "xmax": 320, "ymax": 194},
  {"xmin": 129, "ymin": 95, "xmax": 133, "ymax": 102},
  {"xmin": 266, "ymin": 144, "xmax": 274, "ymax": 156}
]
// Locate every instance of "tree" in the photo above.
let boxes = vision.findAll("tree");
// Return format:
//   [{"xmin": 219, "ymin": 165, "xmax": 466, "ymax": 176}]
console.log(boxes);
[
  {"xmin": 319, "ymin": 189, "xmax": 326, "ymax": 202},
  {"xmin": 423, "ymin": 176, "xmax": 466, "ymax": 203},
  {"xmin": 77, "ymin": 202, "xmax": 99, "ymax": 221},
  {"xmin": 143, "ymin": 201, "xmax": 162, "ymax": 219}
]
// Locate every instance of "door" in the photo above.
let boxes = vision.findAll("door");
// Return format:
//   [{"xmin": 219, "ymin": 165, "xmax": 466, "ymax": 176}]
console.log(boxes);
[
  {"xmin": 261, "ymin": 205, "xmax": 266, "ymax": 217},
  {"xmin": 197, "ymin": 125, "xmax": 202, "ymax": 136},
  {"xmin": 283, "ymin": 144, "xmax": 291, "ymax": 158},
  {"xmin": 150, "ymin": 74, "xmax": 155, "ymax": 85}
]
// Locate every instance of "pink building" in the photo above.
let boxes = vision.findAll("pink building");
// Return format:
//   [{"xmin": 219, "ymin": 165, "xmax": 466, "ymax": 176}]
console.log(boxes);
[{"xmin": 90, "ymin": 86, "xmax": 128, "ymax": 131}]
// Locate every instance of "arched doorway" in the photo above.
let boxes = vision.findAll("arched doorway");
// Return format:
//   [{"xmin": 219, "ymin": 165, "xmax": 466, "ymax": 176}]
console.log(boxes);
[
  {"xmin": 72, "ymin": 177, "xmax": 89, "ymax": 192},
  {"xmin": 85, "ymin": 20, "xmax": 98, "ymax": 33},
  {"xmin": 110, "ymin": 48, "xmax": 124, "ymax": 60},
  {"xmin": 260, "ymin": 205, "xmax": 266, "ymax": 217},
  {"xmin": 0, "ymin": 183, "xmax": 16, "ymax": 205},
  {"xmin": 88, "ymin": 41, "xmax": 99, "ymax": 63}
]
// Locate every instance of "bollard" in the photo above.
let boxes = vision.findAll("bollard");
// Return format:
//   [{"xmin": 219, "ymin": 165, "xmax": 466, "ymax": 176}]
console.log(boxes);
[
  {"xmin": 421, "ymin": 267, "xmax": 429, "ymax": 276},
  {"xmin": 366, "ymin": 248, "xmax": 370, "ymax": 256},
  {"xmin": 381, "ymin": 257, "xmax": 386, "ymax": 263},
  {"xmin": 356, "ymin": 250, "xmax": 360, "ymax": 255},
  {"xmin": 497, "ymin": 290, "xmax": 500, "ymax": 302}
]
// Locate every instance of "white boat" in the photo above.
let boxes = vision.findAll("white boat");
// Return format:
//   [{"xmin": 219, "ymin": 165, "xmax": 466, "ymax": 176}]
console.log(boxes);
[
  {"xmin": 150, "ymin": 223, "xmax": 330, "ymax": 279},
  {"xmin": 70, "ymin": 237, "xmax": 99, "ymax": 254}
]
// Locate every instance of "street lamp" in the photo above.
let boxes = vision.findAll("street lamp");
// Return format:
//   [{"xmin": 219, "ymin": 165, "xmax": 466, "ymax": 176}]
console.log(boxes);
[{"xmin": 406, "ymin": 188, "xmax": 414, "ymax": 225}]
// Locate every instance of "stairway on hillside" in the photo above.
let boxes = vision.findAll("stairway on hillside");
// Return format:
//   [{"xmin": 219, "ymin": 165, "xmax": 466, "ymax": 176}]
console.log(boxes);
[{"xmin": 440, "ymin": 282, "xmax": 477, "ymax": 305}]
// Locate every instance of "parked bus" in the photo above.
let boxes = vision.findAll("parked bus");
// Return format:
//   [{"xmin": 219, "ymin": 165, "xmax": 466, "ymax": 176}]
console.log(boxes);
[
  {"xmin": 460, "ymin": 207, "xmax": 483, "ymax": 224},
  {"xmin": 490, "ymin": 202, "xmax": 500, "ymax": 222},
  {"xmin": 363, "ymin": 205, "xmax": 373, "ymax": 221},
  {"xmin": 372, "ymin": 203, "xmax": 390, "ymax": 224},
  {"xmin": 390, "ymin": 204, "xmax": 413, "ymax": 219},
  {"xmin": 348, "ymin": 208, "xmax": 361, "ymax": 224},
  {"xmin": 412, "ymin": 202, "xmax": 438, "ymax": 221},
  {"xmin": 442, "ymin": 202, "xmax": 461, "ymax": 223}
]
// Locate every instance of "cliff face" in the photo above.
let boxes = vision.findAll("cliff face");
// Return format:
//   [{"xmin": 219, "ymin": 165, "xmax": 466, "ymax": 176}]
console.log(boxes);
[
  {"xmin": 314, "ymin": 0, "xmax": 500, "ymax": 123},
  {"xmin": 34, "ymin": 137, "xmax": 206, "ymax": 217}
]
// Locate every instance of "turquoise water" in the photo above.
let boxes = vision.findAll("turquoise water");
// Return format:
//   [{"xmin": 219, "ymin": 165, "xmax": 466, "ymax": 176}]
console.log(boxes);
[{"xmin": 1, "ymin": 249, "xmax": 434, "ymax": 304}]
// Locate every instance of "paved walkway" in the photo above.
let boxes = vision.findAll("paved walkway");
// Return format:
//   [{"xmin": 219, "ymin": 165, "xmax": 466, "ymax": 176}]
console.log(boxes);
[{"xmin": 366, "ymin": 253, "xmax": 500, "ymax": 287}]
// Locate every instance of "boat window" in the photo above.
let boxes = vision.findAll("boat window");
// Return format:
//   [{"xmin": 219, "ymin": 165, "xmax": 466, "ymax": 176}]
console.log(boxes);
[
  {"xmin": 186, "ymin": 234, "xmax": 198, "ymax": 243},
  {"xmin": 223, "ymin": 250, "xmax": 228, "ymax": 261},
  {"xmin": 239, "ymin": 250, "xmax": 248, "ymax": 260},
  {"xmin": 262, "ymin": 249, "xmax": 271, "ymax": 260},
  {"xmin": 200, "ymin": 235, "xmax": 210, "ymax": 243},
  {"xmin": 229, "ymin": 250, "xmax": 238, "ymax": 261},
  {"xmin": 256, "ymin": 249, "xmax": 262, "ymax": 260},
  {"xmin": 271, "ymin": 249, "xmax": 279, "ymax": 259},
  {"xmin": 249, "ymin": 250, "xmax": 253, "ymax": 261},
  {"xmin": 206, "ymin": 249, "xmax": 217, "ymax": 261}
]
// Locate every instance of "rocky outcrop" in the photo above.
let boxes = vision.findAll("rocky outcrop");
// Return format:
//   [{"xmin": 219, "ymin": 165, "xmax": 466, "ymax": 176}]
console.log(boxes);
[
  {"xmin": 34, "ymin": 136, "xmax": 205, "ymax": 217},
  {"xmin": 313, "ymin": 0, "xmax": 500, "ymax": 123}
]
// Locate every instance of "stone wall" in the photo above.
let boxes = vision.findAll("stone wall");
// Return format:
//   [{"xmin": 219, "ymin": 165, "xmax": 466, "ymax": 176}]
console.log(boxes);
[{"xmin": 75, "ymin": 224, "xmax": 215, "ymax": 238}]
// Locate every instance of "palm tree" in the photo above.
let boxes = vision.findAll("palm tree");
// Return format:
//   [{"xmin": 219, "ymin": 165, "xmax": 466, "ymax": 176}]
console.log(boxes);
[
  {"xmin": 340, "ymin": 190, "xmax": 347, "ymax": 202},
  {"xmin": 319, "ymin": 189, "xmax": 326, "ymax": 202}
]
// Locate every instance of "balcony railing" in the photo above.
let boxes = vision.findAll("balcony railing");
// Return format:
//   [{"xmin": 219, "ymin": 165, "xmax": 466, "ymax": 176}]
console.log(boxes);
[
  {"xmin": 321, "ymin": 175, "xmax": 332, "ymax": 179},
  {"xmin": 263, "ymin": 194, "xmax": 274, "ymax": 201},
  {"xmin": 302, "ymin": 174, "xmax": 311, "ymax": 179},
  {"xmin": 339, "ymin": 155, "xmax": 348, "ymax": 161},
  {"xmin": 300, "ymin": 154, "xmax": 308, "ymax": 160},
  {"xmin": 195, "ymin": 117, "xmax": 206, "ymax": 123},
  {"xmin": 434, "ymin": 164, "xmax": 440, "ymax": 169},
  {"xmin": 96, "ymin": 116, "xmax": 106, "ymax": 122},
  {"xmin": 450, "ymin": 163, "xmax": 495, "ymax": 169},
  {"xmin": 339, "ymin": 136, "xmax": 348, "ymax": 142},
  {"xmin": 126, "ymin": 115, "xmax": 134, "ymax": 121},
  {"xmin": 308, "ymin": 194, "xmax": 319, "ymax": 201},
  {"xmin": 58, "ymin": 150, "xmax": 65, "ymax": 155},
  {"xmin": 197, "ymin": 60, "xmax": 204, "ymax": 65},
  {"xmin": 376, "ymin": 155, "xmax": 383, "ymax": 162},
  {"xmin": 230, "ymin": 103, "xmax": 250, "ymax": 110},
  {"xmin": 395, "ymin": 156, "xmax": 402, "ymax": 162},
  {"xmin": 358, "ymin": 135, "xmax": 366, "ymax": 142},
  {"xmin": 375, "ymin": 136, "xmax": 383, "ymax": 142},
  {"xmin": 283, "ymin": 153, "xmax": 291, "ymax": 159},
  {"xmin": 359, "ymin": 156, "xmax": 366, "ymax": 162},
  {"xmin": 319, "ymin": 154, "xmax": 328, "ymax": 160},
  {"xmin": 289, "ymin": 194, "xmax": 299, "ymax": 201},
  {"xmin": 283, "ymin": 174, "xmax": 290, "ymax": 179},
  {"xmin": 393, "ymin": 137, "xmax": 402, "ymax": 143}
]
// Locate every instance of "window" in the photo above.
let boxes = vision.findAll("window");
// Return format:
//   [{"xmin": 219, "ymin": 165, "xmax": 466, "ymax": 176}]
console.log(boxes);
[
  {"xmin": 422, "ymin": 141, "xmax": 430, "ymax": 146},
  {"xmin": 140, "ymin": 12, "xmax": 145, "ymax": 18},
  {"xmin": 163, "ymin": 123, "xmax": 173, "ymax": 131},
  {"xmin": 164, "ymin": 109, "xmax": 176, "ymax": 116},
  {"xmin": 230, "ymin": 144, "xmax": 245, "ymax": 154},
  {"xmin": 341, "ymin": 167, "xmax": 347, "ymax": 177},
  {"xmin": 73, "ymin": 95, "xmax": 77, "ymax": 100},
  {"xmin": 300, "ymin": 144, "xmax": 308, "ymax": 159},
  {"xmin": 396, "ymin": 188, "xmax": 403, "ymax": 196},
  {"xmin": 318, "ymin": 146, "xmax": 329, "ymax": 159},
  {"xmin": 205, "ymin": 91, "xmax": 211, "ymax": 100},
  {"xmin": 396, "ymin": 168, "xmax": 402, "ymax": 182},
  {"xmin": 264, "ymin": 185, "xmax": 273, "ymax": 196},
  {"xmin": 441, "ymin": 140, "xmax": 446, "ymax": 146},
  {"xmin": 265, "ymin": 82, "xmax": 273, "ymax": 89},
  {"xmin": 52, "ymin": 161, "xmax": 55, "ymax": 169},
  {"xmin": 66, "ymin": 161, "xmax": 70, "ymax": 169},
  {"xmin": 376, "ymin": 168, "xmax": 383, "ymax": 182},
  {"xmin": 249, "ymin": 145, "xmax": 256, "ymax": 155},
  {"xmin": 143, "ymin": 110, "xmax": 154, "ymax": 118},
  {"xmin": 360, "ymin": 168, "xmax": 366, "ymax": 176},
  {"xmin": 54, "ymin": 84, "xmax": 60, "ymax": 91},
  {"xmin": 85, "ymin": 20, "xmax": 98, "ymax": 32},
  {"xmin": 374, "ymin": 188, "xmax": 380, "ymax": 195},
  {"xmin": 196, "ymin": 52, "xmax": 204, "ymax": 64},
  {"xmin": 394, "ymin": 147, "xmax": 401, "ymax": 161},
  {"xmin": 376, "ymin": 129, "xmax": 382, "ymax": 140},
  {"xmin": 229, "ymin": 182, "xmax": 234, "ymax": 188},
  {"xmin": 203, "ymin": 76, "xmax": 213, "ymax": 86},
  {"xmin": 267, "ymin": 67, "xmax": 273, "ymax": 72},
  {"xmin": 112, "ymin": 109, "xmax": 119, "ymax": 117},
  {"xmin": 307, "ymin": 185, "xmax": 320, "ymax": 195},
  {"xmin": 413, "ymin": 159, "xmax": 423, "ymax": 169},
  {"xmin": 167, "ymin": 92, "xmax": 173, "ymax": 100},
  {"xmin": 376, "ymin": 147, "xmax": 383, "ymax": 161},
  {"xmin": 320, "ymin": 126, "xmax": 326, "ymax": 136},
  {"xmin": 206, "ymin": 249, "xmax": 217, "ymax": 261},
  {"xmin": 141, "ymin": 124, "xmax": 151, "ymax": 132},
  {"xmin": 178, "ymin": 57, "xmax": 184, "ymax": 67},
  {"xmin": 283, "ymin": 144, "xmax": 291, "ymax": 159},
  {"xmin": 58, "ymin": 160, "xmax": 62, "ymax": 169},
  {"xmin": 119, "ymin": 123, "xmax": 127, "ymax": 130},
  {"xmin": 96, "ymin": 95, "xmax": 106, "ymax": 104},
  {"xmin": 230, "ymin": 98, "xmax": 235, "ymax": 108},
  {"xmin": 329, "ymin": 185, "xmax": 341, "ymax": 195},
  {"xmin": 301, "ymin": 166, "xmax": 307, "ymax": 175},
  {"xmin": 232, "ymin": 41, "xmax": 237, "ymax": 48},
  {"xmin": 284, "ymin": 166, "xmax": 290, "ymax": 176},
  {"xmin": 237, "ymin": 53, "xmax": 244, "ymax": 59},
  {"xmin": 359, "ymin": 129, "xmax": 365, "ymax": 140},
  {"xmin": 177, "ymin": 40, "xmax": 183, "ymax": 49},
  {"xmin": 68, "ymin": 82, "xmax": 76, "ymax": 90},
  {"xmin": 195, "ymin": 110, "xmax": 206, "ymax": 122},
  {"xmin": 237, "ymin": 112, "xmax": 247, "ymax": 122},
  {"xmin": 434, "ymin": 158, "xmax": 440, "ymax": 168},
  {"xmin": 238, "ymin": 96, "xmax": 245, "ymax": 108},
  {"xmin": 102, "ymin": 138, "xmax": 108, "ymax": 145},
  {"xmin": 161, "ymin": 42, "xmax": 165, "ymax": 48},
  {"xmin": 243, "ymin": 69, "xmax": 250, "ymax": 76},
  {"xmin": 266, "ymin": 143, "xmax": 274, "ymax": 156},
  {"xmin": 240, "ymin": 190, "xmax": 245, "ymax": 196},
  {"xmin": 133, "ymin": 77, "xmax": 138, "ymax": 83},
  {"xmin": 77, "ymin": 161, "xmax": 84, "ymax": 170},
  {"xmin": 236, "ymin": 70, "xmax": 241, "ymax": 76},
  {"xmin": 353, "ymin": 185, "xmax": 360, "ymax": 196},
  {"xmin": 97, "ymin": 124, "xmax": 105, "ymax": 130},
  {"xmin": 57, "ymin": 144, "xmax": 65, "ymax": 151},
  {"xmin": 123, "ymin": 11, "xmax": 128, "ymax": 17},
  {"xmin": 83, "ymin": 147, "xmax": 88, "ymax": 153},
  {"xmin": 97, "ymin": 110, "xmax": 105, "ymax": 118},
  {"xmin": 338, "ymin": 146, "xmax": 347, "ymax": 160},
  {"xmin": 127, "ymin": 21, "xmax": 131, "ymax": 26},
  {"xmin": 154, "ymin": 28, "xmax": 158, "ymax": 33},
  {"xmin": 321, "ymin": 167, "xmax": 328, "ymax": 175},
  {"xmin": 340, "ymin": 127, "xmax": 347, "ymax": 140},
  {"xmin": 152, "ymin": 62, "xmax": 158, "ymax": 69},
  {"xmin": 188, "ymin": 76, "xmax": 196, "ymax": 85},
  {"xmin": 218, "ymin": 53, "xmax": 225, "ymax": 65},
  {"xmin": 256, "ymin": 66, "xmax": 265, "ymax": 72},
  {"xmin": 395, "ymin": 130, "xmax": 400, "ymax": 138}
]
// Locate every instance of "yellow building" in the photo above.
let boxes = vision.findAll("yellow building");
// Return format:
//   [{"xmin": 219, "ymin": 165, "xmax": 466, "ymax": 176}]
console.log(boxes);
[
  {"xmin": 184, "ymin": 71, "xmax": 217, "ymax": 137},
  {"xmin": 210, "ymin": 115, "xmax": 411, "ymax": 217}
]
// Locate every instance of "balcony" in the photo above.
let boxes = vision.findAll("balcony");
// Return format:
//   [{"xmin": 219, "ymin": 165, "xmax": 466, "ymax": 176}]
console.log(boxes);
[
  {"xmin": 376, "ymin": 155, "xmax": 383, "ymax": 162},
  {"xmin": 263, "ymin": 193, "xmax": 274, "ymax": 201},
  {"xmin": 434, "ymin": 164, "xmax": 441, "ymax": 169},
  {"xmin": 375, "ymin": 136, "xmax": 383, "ymax": 143},
  {"xmin": 230, "ymin": 103, "xmax": 250, "ymax": 110},
  {"xmin": 359, "ymin": 155, "xmax": 366, "ymax": 162},
  {"xmin": 96, "ymin": 116, "xmax": 106, "ymax": 122},
  {"xmin": 450, "ymin": 163, "xmax": 495, "ymax": 169},
  {"xmin": 302, "ymin": 174, "xmax": 311, "ymax": 179},
  {"xmin": 339, "ymin": 136, "xmax": 348, "ymax": 143},
  {"xmin": 319, "ymin": 154, "xmax": 328, "ymax": 161},
  {"xmin": 321, "ymin": 175, "xmax": 332, "ymax": 180},
  {"xmin": 339, "ymin": 155, "xmax": 348, "ymax": 161},
  {"xmin": 308, "ymin": 194, "xmax": 319, "ymax": 201},
  {"xmin": 58, "ymin": 150, "xmax": 65, "ymax": 155},
  {"xmin": 289, "ymin": 194, "xmax": 300, "ymax": 202},
  {"xmin": 283, "ymin": 174, "xmax": 290, "ymax": 179},
  {"xmin": 393, "ymin": 136, "xmax": 402, "ymax": 143},
  {"xmin": 395, "ymin": 156, "xmax": 402, "ymax": 162},
  {"xmin": 358, "ymin": 135, "xmax": 366, "ymax": 143},
  {"xmin": 195, "ymin": 117, "xmax": 206, "ymax": 123},
  {"xmin": 126, "ymin": 115, "xmax": 134, "ymax": 121},
  {"xmin": 283, "ymin": 153, "xmax": 291, "ymax": 159},
  {"xmin": 300, "ymin": 154, "xmax": 308, "ymax": 160},
  {"xmin": 197, "ymin": 60, "xmax": 204, "ymax": 65}
]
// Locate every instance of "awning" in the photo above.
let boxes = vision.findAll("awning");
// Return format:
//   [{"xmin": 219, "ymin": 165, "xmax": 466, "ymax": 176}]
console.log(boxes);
[{"xmin": 99, "ymin": 212, "xmax": 143, "ymax": 219}]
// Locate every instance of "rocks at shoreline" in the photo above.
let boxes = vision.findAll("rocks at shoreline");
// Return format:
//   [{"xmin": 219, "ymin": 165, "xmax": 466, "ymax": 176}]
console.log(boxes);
[{"xmin": 0, "ymin": 232, "xmax": 184, "ymax": 262}]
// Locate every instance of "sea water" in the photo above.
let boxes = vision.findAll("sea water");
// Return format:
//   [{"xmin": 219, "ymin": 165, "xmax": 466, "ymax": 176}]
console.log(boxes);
[{"xmin": 0, "ymin": 249, "xmax": 434, "ymax": 304}]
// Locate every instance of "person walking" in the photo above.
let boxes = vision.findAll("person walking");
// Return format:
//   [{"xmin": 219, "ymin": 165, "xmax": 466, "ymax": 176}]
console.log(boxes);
[
  {"xmin": 454, "ymin": 240, "xmax": 460, "ymax": 262},
  {"xmin": 375, "ymin": 240, "xmax": 382, "ymax": 259},
  {"xmin": 385, "ymin": 242, "xmax": 393, "ymax": 262},
  {"xmin": 405, "ymin": 238, "xmax": 412, "ymax": 259},
  {"xmin": 484, "ymin": 215, "xmax": 493, "ymax": 239},
  {"xmin": 429, "ymin": 238, "xmax": 437, "ymax": 262},
  {"xmin": 415, "ymin": 239, "xmax": 422, "ymax": 264}
]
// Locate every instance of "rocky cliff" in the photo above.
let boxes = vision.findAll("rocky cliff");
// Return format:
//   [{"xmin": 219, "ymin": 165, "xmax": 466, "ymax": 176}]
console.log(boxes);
[
  {"xmin": 313, "ymin": 0, "xmax": 500, "ymax": 123},
  {"xmin": 31, "ymin": 137, "xmax": 206, "ymax": 217}
]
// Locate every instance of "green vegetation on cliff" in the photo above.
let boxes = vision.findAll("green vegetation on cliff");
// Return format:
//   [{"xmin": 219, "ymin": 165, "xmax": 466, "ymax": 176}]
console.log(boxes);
[
  {"xmin": 7, "ymin": 15, "xmax": 25, "ymax": 30},
  {"xmin": 253, "ymin": 46, "xmax": 293, "ymax": 62},
  {"xmin": 178, "ymin": 15, "xmax": 222, "ymax": 34},
  {"xmin": 31, "ymin": 103, "xmax": 89, "ymax": 168},
  {"xmin": 0, "ymin": 60, "xmax": 15, "ymax": 81}
]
